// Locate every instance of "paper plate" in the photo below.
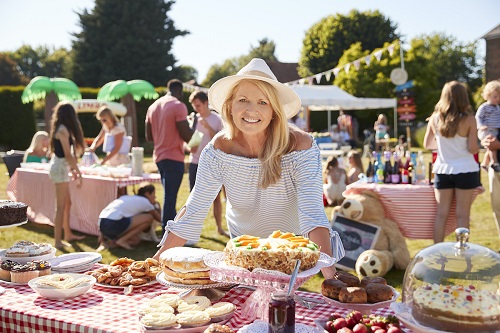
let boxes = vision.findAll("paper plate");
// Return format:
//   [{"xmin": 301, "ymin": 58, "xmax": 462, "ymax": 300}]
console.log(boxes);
[{"xmin": 49, "ymin": 252, "xmax": 102, "ymax": 270}]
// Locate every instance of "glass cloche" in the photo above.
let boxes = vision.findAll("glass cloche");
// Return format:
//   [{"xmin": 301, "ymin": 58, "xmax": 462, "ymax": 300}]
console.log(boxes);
[{"xmin": 401, "ymin": 228, "xmax": 500, "ymax": 333}]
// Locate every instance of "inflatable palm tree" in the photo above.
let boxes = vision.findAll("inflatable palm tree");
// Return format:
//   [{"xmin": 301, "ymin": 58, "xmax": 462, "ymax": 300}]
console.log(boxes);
[
  {"xmin": 21, "ymin": 76, "xmax": 82, "ymax": 132},
  {"xmin": 98, "ymin": 80, "xmax": 159, "ymax": 146}
]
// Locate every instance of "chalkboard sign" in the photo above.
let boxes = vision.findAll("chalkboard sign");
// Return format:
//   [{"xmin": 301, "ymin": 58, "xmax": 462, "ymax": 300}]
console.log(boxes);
[{"xmin": 331, "ymin": 213, "xmax": 381, "ymax": 271}]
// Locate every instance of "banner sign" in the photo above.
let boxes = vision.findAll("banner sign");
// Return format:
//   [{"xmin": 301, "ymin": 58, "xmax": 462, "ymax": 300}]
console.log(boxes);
[
  {"xmin": 397, "ymin": 105, "xmax": 417, "ymax": 113},
  {"xmin": 399, "ymin": 113, "xmax": 417, "ymax": 121},
  {"xmin": 398, "ymin": 97, "xmax": 415, "ymax": 105}
]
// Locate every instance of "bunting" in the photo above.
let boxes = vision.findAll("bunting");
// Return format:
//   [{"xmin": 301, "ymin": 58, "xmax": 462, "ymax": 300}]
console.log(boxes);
[{"xmin": 285, "ymin": 41, "xmax": 399, "ymax": 86}]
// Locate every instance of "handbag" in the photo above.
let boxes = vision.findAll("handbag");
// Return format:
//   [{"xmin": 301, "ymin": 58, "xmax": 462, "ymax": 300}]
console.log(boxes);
[{"xmin": 103, "ymin": 133, "xmax": 132, "ymax": 154}]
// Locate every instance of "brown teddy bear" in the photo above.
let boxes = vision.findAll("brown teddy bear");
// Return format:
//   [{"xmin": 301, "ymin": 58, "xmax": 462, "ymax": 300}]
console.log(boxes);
[{"xmin": 332, "ymin": 190, "xmax": 411, "ymax": 277}]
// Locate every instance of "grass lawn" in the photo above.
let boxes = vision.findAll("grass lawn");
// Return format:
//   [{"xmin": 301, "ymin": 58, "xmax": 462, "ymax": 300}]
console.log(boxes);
[{"xmin": 1, "ymin": 152, "xmax": 499, "ymax": 295}]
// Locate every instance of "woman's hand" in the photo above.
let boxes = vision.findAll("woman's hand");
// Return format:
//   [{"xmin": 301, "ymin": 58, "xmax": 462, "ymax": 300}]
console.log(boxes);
[{"xmin": 71, "ymin": 169, "xmax": 83, "ymax": 188}]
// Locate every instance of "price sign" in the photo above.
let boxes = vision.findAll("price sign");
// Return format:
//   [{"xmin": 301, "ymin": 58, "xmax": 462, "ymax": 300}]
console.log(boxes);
[
  {"xmin": 399, "ymin": 121, "xmax": 414, "ymax": 127},
  {"xmin": 397, "ymin": 105, "xmax": 417, "ymax": 113},
  {"xmin": 398, "ymin": 97, "xmax": 415, "ymax": 105},
  {"xmin": 399, "ymin": 113, "xmax": 417, "ymax": 121}
]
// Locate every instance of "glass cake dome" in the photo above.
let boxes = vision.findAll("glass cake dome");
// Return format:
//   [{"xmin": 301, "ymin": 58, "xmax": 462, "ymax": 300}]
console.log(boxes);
[{"xmin": 401, "ymin": 228, "xmax": 500, "ymax": 333}]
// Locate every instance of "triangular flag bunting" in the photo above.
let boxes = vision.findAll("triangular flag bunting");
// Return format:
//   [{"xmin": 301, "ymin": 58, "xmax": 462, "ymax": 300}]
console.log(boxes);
[
  {"xmin": 333, "ymin": 68, "xmax": 341, "ymax": 77},
  {"xmin": 344, "ymin": 63, "xmax": 351, "ymax": 73},
  {"xmin": 325, "ymin": 71, "xmax": 332, "ymax": 82},
  {"xmin": 388, "ymin": 44, "xmax": 395, "ymax": 56},
  {"xmin": 353, "ymin": 60, "xmax": 361, "ymax": 70},
  {"xmin": 299, "ymin": 78, "xmax": 306, "ymax": 86},
  {"xmin": 364, "ymin": 56, "xmax": 371, "ymax": 66},
  {"xmin": 374, "ymin": 50, "xmax": 383, "ymax": 62},
  {"xmin": 315, "ymin": 73, "xmax": 323, "ymax": 84}
]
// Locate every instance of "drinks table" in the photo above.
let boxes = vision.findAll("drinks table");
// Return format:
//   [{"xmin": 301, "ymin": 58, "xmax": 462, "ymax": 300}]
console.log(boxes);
[
  {"xmin": 344, "ymin": 182, "xmax": 483, "ymax": 239},
  {"xmin": 0, "ymin": 279, "xmax": 411, "ymax": 333},
  {"xmin": 6, "ymin": 168, "xmax": 161, "ymax": 236}
]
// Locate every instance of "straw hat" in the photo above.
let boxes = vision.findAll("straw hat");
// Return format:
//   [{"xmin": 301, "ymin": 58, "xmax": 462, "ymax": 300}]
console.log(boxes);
[{"xmin": 208, "ymin": 58, "xmax": 301, "ymax": 119}]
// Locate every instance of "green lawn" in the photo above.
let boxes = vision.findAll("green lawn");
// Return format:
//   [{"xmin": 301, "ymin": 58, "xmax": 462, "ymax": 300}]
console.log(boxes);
[{"xmin": 1, "ymin": 152, "xmax": 499, "ymax": 295}]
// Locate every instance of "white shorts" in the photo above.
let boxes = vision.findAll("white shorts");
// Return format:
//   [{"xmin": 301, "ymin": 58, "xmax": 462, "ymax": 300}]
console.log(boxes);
[{"xmin": 49, "ymin": 156, "xmax": 70, "ymax": 183}]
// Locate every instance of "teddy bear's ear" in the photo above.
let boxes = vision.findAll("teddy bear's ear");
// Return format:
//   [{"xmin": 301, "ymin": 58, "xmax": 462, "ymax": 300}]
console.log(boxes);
[{"xmin": 359, "ymin": 189, "xmax": 380, "ymax": 200}]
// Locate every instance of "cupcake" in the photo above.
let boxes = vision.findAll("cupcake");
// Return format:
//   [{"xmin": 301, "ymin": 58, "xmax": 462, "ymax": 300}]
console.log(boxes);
[
  {"xmin": 10, "ymin": 263, "xmax": 39, "ymax": 283},
  {"xmin": 140, "ymin": 313, "xmax": 178, "ymax": 330},
  {"xmin": 32, "ymin": 260, "xmax": 51, "ymax": 276},
  {"xmin": 0, "ymin": 260, "xmax": 19, "ymax": 281}
]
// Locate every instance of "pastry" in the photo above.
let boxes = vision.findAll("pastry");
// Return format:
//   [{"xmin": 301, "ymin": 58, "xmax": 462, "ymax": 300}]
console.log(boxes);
[
  {"xmin": 360, "ymin": 276, "xmax": 387, "ymax": 288},
  {"xmin": 0, "ymin": 200, "xmax": 27, "ymax": 226},
  {"xmin": 321, "ymin": 279, "xmax": 347, "ymax": 300},
  {"xmin": 159, "ymin": 247, "xmax": 215, "ymax": 285},
  {"xmin": 177, "ymin": 296, "xmax": 211, "ymax": 312},
  {"xmin": 176, "ymin": 310, "xmax": 211, "ymax": 326},
  {"xmin": 140, "ymin": 313, "xmax": 177, "ymax": 329},
  {"xmin": 10, "ymin": 263, "xmax": 39, "ymax": 283},
  {"xmin": 338, "ymin": 286, "xmax": 368, "ymax": 303},
  {"xmin": 412, "ymin": 283, "xmax": 500, "ymax": 332},
  {"xmin": 32, "ymin": 260, "xmax": 51, "ymax": 276},
  {"xmin": 152, "ymin": 293, "xmax": 181, "ymax": 308},
  {"xmin": 0, "ymin": 260, "xmax": 18, "ymax": 281},
  {"xmin": 204, "ymin": 323, "xmax": 235, "ymax": 333},
  {"xmin": 204, "ymin": 302, "xmax": 236, "ymax": 320},
  {"xmin": 224, "ymin": 230, "xmax": 320, "ymax": 274},
  {"xmin": 365, "ymin": 283, "xmax": 393, "ymax": 303},
  {"xmin": 137, "ymin": 301, "xmax": 175, "ymax": 316},
  {"xmin": 333, "ymin": 271, "xmax": 360, "ymax": 287}
]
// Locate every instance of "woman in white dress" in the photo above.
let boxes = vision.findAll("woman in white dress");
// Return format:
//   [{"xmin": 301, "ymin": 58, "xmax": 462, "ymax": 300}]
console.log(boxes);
[{"xmin": 323, "ymin": 156, "xmax": 347, "ymax": 206}]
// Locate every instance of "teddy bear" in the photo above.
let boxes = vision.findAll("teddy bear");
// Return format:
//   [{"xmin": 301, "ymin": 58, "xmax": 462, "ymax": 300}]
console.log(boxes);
[{"xmin": 332, "ymin": 190, "xmax": 411, "ymax": 277}]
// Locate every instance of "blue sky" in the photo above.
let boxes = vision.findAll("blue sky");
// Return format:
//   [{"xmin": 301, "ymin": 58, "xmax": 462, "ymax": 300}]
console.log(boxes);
[{"xmin": 1, "ymin": 0, "xmax": 499, "ymax": 81}]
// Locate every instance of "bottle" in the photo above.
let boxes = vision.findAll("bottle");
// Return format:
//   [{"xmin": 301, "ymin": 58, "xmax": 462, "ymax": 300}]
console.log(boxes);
[
  {"xmin": 366, "ymin": 159, "xmax": 374, "ymax": 183},
  {"xmin": 401, "ymin": 151, "xmax": 412, "ymax": 184},
  {"xmin": 410, "ymin": 152, "xmax": 417, "ymax": 184},
  {"xmin": 415, "ymin": 151, "xmax": 427, "ymax": 184},
  {"xmin": 391, "ymin": 152, "xmax": 401, "ymax": 184},
  {"xmin": 383, "ymin": 151, "xmax": 392, "ymax": 184},
  {"xmin": 372, "ymin": 151, "xmax": 380, "ymax": 183},
  {"xmin": 373, "ymin": 152, "xmax": 384, "ymax": 184},
  {"xmin": 268, "ymin": 292, "xmax": 295, "ymax": 333}
]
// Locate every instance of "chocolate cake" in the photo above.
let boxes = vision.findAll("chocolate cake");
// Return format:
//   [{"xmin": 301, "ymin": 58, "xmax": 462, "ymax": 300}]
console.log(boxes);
[{"xmin": 0, "ymin": 200, "xmax": 28, "ymax": 226}]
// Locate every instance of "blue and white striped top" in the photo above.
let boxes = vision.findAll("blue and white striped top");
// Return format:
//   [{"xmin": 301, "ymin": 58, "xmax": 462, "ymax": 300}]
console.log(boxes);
[
  {"xmin": 476, "ymin": 102, "xmax": 500, "ymax": 128},
  {"xmin": 166, "ymin": 139, "xmax": 339, "ymax": 247}
]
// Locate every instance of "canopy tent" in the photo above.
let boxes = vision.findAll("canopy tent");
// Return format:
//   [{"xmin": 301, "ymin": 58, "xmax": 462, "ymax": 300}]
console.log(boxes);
[{"xmin": 290, "ymin": 85, "xmax": 398, "ymax": 137}]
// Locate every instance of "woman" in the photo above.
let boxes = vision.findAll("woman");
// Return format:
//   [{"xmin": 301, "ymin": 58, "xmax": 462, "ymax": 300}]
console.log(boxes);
[
  {"xmin": 323, "ymin": 156, "xmax": 347, "ymax": 206},
  {"xmin": 24, "ymin": 131, "xmax": 50, "ymax": 163},
  {"xmin": 374, "ymin": 114, "xmax": 389, "ymax": 151},
  {"xmin": 48, "ymin": 102, "xmax": 86, "ymax": 249},
  {"xmin": 346, "ymin": 150, "xmax": 364, "ymax": 184},
  {"xmin": 88, "ymin": 106, "xmax": 129, "ymax": 166},
  {"xmin": 153, "ymin": 59, "xmax": 343, "ymax": 278},
  {"xmin": 98, "ymin": 183, "xmax": 161, "ymax": 250},
  {"xmin": 424, "ymin": 81, "xmax": 480, "ymax": 243}
]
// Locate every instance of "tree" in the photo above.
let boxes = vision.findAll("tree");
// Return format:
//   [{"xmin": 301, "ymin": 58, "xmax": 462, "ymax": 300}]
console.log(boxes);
[
  {"xmin": 175, "ymin": 65, "xmax": 199, "ymax": 83},
  {"xmin": 9, "ymin": 45, "xmax": 71, "ymax": 79},
  {"xmin": 298, "ymin": 10, "xmax": 400, "ymax": 77},
  {"xmin": 0, "ymin": 53, "xmax": 28, "ymax": 85},
  {"xmin": 71, "ymin": 0, "xmax": 188, "ymax": 87},
  {"xmin": 202, "ymin": 38, "xmax": 278, "ymax": 87}
]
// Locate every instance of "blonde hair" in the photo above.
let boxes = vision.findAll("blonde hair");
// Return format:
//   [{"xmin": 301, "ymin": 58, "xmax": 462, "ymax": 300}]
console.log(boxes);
[
  {"xmin": 96, "ymin": 106, "xmax": 119, "ymax": 126},
  {"xmin": 24, "ymin": 131, "xmax": 49, "ymax": 162},
  {"xmin": 221, "ymin": 79, "xmax": 294, "ymax": 188},
  {"xmin": 434, "ymin": 81, "xmax": 472, "ymax": 138},
  {"xmin": 376, "ymin": 114, "xmax": 388, "ymax": 125},
  {"xmin": 347, "ymin": 150, "xmax": 363, "ymax": 171},
  {"xmin": 482, "ymin": 80, "xmax": 500, "ymax": 101}
]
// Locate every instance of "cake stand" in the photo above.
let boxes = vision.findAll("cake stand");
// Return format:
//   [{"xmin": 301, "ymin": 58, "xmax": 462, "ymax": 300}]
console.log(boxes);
[
  {"xmin": 204, "ymin": 251, "xmax": 337, "ymax": 321},
  {"xmin": 156, "ymin": 271, "xmax": 234, "ymax": 302}
]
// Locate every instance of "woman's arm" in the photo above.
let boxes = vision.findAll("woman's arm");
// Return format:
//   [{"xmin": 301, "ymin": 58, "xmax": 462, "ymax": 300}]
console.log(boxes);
[
  {"xmin": 89, "ymin": 129, "xmax": 105, "ymax": 152},
  {"xmin": 423, "ymin": 116, "xmax": 437, "ymax": 150},
  {"xmin": 466, "ymin": 115, "xmax": 479, "ymax": 154},
  {"xmin": 102, "ymin": 131, "xmax": 124, "ymax": 165},
  {"xmin": 309, "ymin": 227, "xmax": 336, "ymax": 279}
]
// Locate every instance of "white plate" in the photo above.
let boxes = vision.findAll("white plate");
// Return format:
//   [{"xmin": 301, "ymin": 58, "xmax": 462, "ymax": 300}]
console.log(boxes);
[
  {"xmin": 238, "ymin": 320, "xmax": 314, "ymax": 333},
  {"xmin": 49, "ymin": 252, "xmax": 102, "ymax": 270},
  {"xmin": 140, "ymin": 319, "xmax": 228, "ymax": 333},
  {"xmin": 0, "ymin": 220, "xmax": 28, "ymax": 229},
  {"xmin": 28, "ymin": 273, "xmax": 96, "ymax": 300},
  {"xmin": 322, "ymin": 286, "xmax": 399, "ymax": 313},
  {"xmin": 0, "ymin": 247, "xmax": 56, "ymax": 264}
]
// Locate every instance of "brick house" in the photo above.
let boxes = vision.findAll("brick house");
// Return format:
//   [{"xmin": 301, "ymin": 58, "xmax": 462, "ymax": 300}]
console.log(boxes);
[{"xmin": 482, "ymin": 24, "xmax": 500, "ymax": 82}]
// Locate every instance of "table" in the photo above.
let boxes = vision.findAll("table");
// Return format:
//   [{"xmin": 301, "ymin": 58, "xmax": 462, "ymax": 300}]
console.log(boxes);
[
  {"xmin": 0, "ymin": 279, "xmax": 411, "ymax": 333},
  {"xmin": 319, "ymin": 149, "xmax": 344, "ymax": 159},
  {"xmin": 6, "ymin": 168, "xmax": 161, "ymax": 236},
  {"xmin": 344, "ymin": 182, "xmax": 483, "ymax": 239}
]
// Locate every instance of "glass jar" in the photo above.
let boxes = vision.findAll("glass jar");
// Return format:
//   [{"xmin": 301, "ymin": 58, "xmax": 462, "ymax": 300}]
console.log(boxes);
[
  {"xmin": 402, "ymin": 228, "xmax": 500, "ymax": 332},
  {"xmin": 268, "ymin": 292, "xmax": 295, "ymax": 333}
]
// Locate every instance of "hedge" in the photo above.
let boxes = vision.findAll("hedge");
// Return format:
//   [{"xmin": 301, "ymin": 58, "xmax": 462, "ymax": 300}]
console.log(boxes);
[{"xmin": 0, "ymin": 86, "xmax": 36, "ymax": 151}]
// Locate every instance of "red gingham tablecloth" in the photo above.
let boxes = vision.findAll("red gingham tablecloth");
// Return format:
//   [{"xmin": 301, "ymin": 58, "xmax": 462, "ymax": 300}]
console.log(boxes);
[
  {"xmin": 0, "ymin": 281, "xmax": 412, "ymax": 333},
  {"xmin": 344, "ymin": 183, "xmax": 483, "ymax": 239},
  {"xmin": 6, "ymin": 168, "xmax": 161, "ymax": 236}
]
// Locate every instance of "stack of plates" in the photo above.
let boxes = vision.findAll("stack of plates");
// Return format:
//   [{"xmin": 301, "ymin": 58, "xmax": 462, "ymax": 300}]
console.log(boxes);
[{"xmin": 49, "ymin": 252, "xmax": 102, "ymax": 273}]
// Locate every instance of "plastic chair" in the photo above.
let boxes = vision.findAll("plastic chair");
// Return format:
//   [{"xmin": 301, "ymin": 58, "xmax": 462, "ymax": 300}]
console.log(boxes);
[{"xmin": 3, "ymin": 152, "xmax": 24, "ymax": 177}]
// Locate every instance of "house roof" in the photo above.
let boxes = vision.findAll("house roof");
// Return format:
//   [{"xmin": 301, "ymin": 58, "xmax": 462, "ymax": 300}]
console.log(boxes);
[
  {"xmin": 265, "ymin": 61, "xmax": 301, "ymax": 83},
  {"xmin": 482, "ymin": 24, "xmax": 500, "ymax": 40}
]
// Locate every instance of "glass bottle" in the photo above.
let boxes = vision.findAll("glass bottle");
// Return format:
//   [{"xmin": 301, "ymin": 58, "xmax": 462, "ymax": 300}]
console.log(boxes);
[
  {"xmin": 383, "ymin": 151, "xmax": 392, "ymax": 184},
  {"xmin": 391, "ymin": 152, "xmax": 401, "ymax": 184},
  {"xmin": 366, "ymin": 159, "xmax": 374, "ymax": 183},
  {"xmin": 268, "ymin": 292, "xmax": 295, "ymax": 333}
]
